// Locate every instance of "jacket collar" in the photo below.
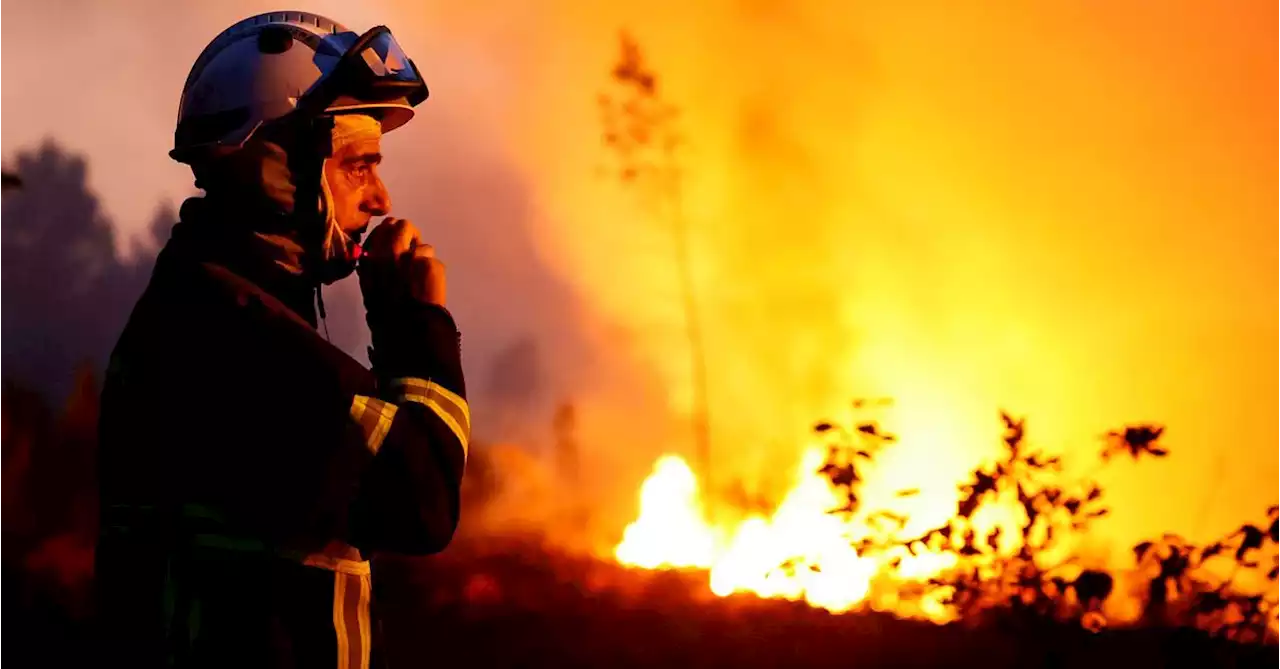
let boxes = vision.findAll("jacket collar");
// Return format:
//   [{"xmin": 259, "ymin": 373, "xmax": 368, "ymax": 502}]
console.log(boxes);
[{"xmin": 165, "ymin": 196, "xmax": 320, "ymax": 327}]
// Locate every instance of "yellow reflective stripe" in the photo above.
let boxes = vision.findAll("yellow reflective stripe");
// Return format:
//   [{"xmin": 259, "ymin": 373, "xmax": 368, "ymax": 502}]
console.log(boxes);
[
  {"xmin": 388, "ymin": 377, "xmax": 470, "ymax": 458},
  {"xmin": 424, "ymin": 397, "xmax": 469, "ymax": 459},
  {"xmin": 333, "ymin": 572, "xmax": 350, "ymax": 669},
  {"xmin": 302, "ymin": 554, "xmax": 371, "ymax": 576},
  {"xmin": 393, "ymin": 378, "xmax": 470, "ymax": 432},
  {"xmin": 332, "ymin": 572, "xmax": 372, "ymax": 669},
  {"xmin": 350, "ymin": 395, "xmax": 398, "ymax": 454},
  {"xmin": 357, "ymin": 573, "xmax": 372, "ymax": 669}
]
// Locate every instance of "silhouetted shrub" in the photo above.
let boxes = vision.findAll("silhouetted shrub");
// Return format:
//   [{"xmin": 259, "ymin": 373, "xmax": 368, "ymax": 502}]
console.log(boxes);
[{"xmin": 812, "ymin": 403, "xmax": 1276, "ymax": 643}]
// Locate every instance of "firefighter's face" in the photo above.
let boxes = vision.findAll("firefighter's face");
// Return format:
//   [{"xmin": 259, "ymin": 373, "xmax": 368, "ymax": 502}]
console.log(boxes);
[{"xmin": 324, "ymin": 135, "xmax": 391, "ymax": 237}]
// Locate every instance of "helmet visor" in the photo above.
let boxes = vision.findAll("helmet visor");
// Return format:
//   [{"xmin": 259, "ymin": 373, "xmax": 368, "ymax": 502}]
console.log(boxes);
[
  {"xmin": 355, "ymin": 29, "xmax": 419, "ymax": 85},
  {"xmin": 300, "ymin": 26, "xmax": 428, "ymax": 115}
]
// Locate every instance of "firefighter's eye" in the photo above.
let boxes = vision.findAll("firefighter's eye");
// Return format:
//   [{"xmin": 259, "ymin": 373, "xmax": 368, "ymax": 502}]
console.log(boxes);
[{"xmin": 344, "ymin": 164, "xmax": 373, "ymax": 185}]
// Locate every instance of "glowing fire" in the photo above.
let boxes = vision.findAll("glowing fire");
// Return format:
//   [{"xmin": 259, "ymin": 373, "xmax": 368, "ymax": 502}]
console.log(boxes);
[
  {"xmin": 614, "ymin": 455, "xmax": 719, "ymax": 570},
  {"xmin": 615, "ymin": 451, "xmax": 957, "ymax": 619}
]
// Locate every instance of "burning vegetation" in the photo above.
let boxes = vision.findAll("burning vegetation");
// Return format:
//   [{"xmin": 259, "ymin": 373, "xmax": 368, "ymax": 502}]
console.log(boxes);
[
  {"xmin": 587, "ymin": 29, "xmax": 1279, "ymax": 653},
  {"xmin": 611, "ymin": 403, "xmax": 1279, "ymax": 643}
]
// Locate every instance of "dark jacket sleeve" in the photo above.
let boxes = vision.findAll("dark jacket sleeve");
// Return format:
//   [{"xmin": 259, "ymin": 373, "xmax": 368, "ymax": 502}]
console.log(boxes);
[
  {"xmin": 191, "ymin": 263, "xmax": 468, "ymax": 557},
  {"xmin": 347, "ymin": 301, "xmax": 469, "ymax": 556}
]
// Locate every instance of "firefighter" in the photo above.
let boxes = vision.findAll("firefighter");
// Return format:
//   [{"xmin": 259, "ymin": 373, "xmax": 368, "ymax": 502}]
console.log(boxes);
[{"xmin": 95, "ymin": 12, "xmax": 468, "ymax": 668}]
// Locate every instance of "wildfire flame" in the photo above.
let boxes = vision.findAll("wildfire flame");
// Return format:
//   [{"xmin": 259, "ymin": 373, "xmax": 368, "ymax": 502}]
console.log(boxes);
[{"xmin": 615, "ymin": 451, "xmax": 957, "ymax": 620}]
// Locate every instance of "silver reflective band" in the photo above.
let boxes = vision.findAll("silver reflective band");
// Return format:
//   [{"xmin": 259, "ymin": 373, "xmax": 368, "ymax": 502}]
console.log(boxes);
[{"xmin": 388, "ymin": 377, "xmax": 470, "ymax": 458}]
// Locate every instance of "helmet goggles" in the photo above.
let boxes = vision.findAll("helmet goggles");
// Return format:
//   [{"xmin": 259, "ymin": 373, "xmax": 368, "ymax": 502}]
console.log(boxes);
[{"xmin": 297, "ymin": 25, "xmax": 428, "ymax": 118}]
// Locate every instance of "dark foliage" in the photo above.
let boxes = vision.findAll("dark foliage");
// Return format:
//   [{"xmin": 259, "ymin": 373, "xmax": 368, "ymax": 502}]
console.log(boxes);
[
  {"xmin": 2, "ymin": 371, "xmax": 101, "ymax": 668},
  {"xmin": 1, "ymin": 140, "xmax": 167, "ymax": 400},
  {"xmin": 597, "ymin": 31, "xmax": 684, "ymax": 193},
  {"xmin": 811, "ymin": 402, "xmax": 1277, "ymax": 643}
]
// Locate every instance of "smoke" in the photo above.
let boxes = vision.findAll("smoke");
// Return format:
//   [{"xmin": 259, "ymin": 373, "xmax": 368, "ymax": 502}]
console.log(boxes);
[
  {"xmin": 3, "ymin": 1, "xmax": 1275, "ymax": 556},
  {"xmin": 423, "ymin": 0, "xmax": 1278, "ymax": 550}
]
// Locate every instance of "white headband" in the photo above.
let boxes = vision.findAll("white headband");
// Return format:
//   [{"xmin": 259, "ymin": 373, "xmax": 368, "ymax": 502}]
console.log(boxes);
[{"xmin": 330, "ymin": 114, "xmax": 383, "ymax": 148}]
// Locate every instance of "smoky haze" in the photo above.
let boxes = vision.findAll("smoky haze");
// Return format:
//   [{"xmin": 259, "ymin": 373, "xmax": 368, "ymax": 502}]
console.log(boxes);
[{"xmin": 3, "ymin": 0, "xmax": 1276, "ymax": 558}]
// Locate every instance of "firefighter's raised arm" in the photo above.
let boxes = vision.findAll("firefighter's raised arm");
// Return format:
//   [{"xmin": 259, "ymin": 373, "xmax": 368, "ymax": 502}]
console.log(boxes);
[{"xmin": 347, "ymin": 217, "xmax": 468, "ymax": 555}]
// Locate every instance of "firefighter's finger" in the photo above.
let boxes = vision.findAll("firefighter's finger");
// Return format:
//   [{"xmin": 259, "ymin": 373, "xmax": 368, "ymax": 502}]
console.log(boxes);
[
  {"xmin": 389, "ymin": 219, "xmax": 423, "ymax": 259},
  {"xmin": 398, "ymin": 241, "xmax": 434, "ymax": 280}
]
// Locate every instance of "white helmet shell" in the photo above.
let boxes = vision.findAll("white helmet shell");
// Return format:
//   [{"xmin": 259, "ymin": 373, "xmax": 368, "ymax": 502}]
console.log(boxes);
[{"xmin": 172, "ymin": 11, "xmax": 419, "ymax": 164}]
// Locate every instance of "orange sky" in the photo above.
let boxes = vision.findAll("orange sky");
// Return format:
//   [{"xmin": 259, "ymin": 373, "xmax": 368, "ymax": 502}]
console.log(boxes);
[{"xmin": 3, "ymin": 1, "xmax": 1276, "ymax": 551}]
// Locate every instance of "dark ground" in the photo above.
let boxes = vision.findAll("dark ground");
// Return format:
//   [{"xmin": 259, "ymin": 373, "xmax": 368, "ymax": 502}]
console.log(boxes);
[
  {"xmin": 6, "ymin": 536, "xmax": 1275, "ymax": 669},
  {"xmin": 372, "ymin": 538, "xmax": 1274, "ymax": 669}
]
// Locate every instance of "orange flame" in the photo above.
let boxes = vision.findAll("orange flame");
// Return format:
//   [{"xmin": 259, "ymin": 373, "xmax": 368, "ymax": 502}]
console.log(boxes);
[{"xmin": 615, "ymin": 451, "xmax": 960, "ymax": 619}]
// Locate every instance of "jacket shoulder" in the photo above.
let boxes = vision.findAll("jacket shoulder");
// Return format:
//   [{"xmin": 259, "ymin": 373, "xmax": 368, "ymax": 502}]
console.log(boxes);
[
  {"xmin": 203, "ymin": 263, "xmax": 374, "ymax": 379},
  {"xmin": 195, "ymin": 261, "xmax": 315, "ymax": 331}
]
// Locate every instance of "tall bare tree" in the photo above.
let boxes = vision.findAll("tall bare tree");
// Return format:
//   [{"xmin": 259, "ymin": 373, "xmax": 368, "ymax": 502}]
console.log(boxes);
[{"xmin": 598, "ymin": 32, "xmax": 713, "ymax": 492}]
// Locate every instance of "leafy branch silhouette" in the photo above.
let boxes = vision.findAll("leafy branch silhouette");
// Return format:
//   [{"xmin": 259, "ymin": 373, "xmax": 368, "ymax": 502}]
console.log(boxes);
[
  {"xmin": 810, "ymin": 404, "xmax": 1276, "ymax": 642},
  {"xmin": 1133, "ymin": 505, "xmax": 1279, "ymax": 643}
]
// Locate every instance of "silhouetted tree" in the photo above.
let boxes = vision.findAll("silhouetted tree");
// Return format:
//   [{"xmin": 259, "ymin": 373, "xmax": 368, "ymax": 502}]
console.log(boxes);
[
  {"xmin": 486, "ymin": 337, "xmax": 543, "ymax": 411},
  {"xmin": 598, "ymin": 32, "xmax": 714, "ymax": 490},
  {"xmin": 553, "ymin": 402, "xmax": 580, "ymax": 486},
  {"xmin": 132, "ymin": 200, "xmax": 178, "ymax": 261},
  {"xmin": 1, "ymin": 140, "xmax": 165, "ymax": 400}
]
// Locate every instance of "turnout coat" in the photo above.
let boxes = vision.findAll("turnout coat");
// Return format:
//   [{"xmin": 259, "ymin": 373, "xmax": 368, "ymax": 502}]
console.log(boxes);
[{"xmin": 95, "ymin": 202, "xmax": 469, "ymax": 669}]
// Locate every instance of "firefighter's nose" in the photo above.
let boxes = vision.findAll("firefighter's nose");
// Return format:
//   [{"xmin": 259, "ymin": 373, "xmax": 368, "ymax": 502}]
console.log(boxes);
[{"xmin": 363, "ymin": 175, "xmax": 390, "ymax": 216}]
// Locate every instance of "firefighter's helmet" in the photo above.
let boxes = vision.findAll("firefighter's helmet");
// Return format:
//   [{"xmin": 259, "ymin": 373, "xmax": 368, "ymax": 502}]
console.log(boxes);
[{"xmin": 171, "ymin": 11, "xmax": 429, "ymax": 165}]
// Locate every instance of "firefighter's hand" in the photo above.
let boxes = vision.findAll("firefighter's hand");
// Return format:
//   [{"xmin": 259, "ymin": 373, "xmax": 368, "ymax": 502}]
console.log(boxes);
[{"xmin": 358, "ymin": 218, "xmax": 446, "ymax": 307}]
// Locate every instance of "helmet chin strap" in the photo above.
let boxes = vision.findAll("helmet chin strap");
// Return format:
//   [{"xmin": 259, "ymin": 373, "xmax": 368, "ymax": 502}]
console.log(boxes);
[
  {"xmin": 278, "ymin": 113, "xmax": 380, "ymax": 335},
  {"xmin": 281, "ymin": 114, "xmax": 340, "ymax": 338},
  {"xmin": 284, "ymin": 113, "xmax": 359, "ymax": 287},
  {"xmin": 286, "ymin": 113, "xmax": 335, "ymax": 261},
  {"xmin": 318, "ymin": 170, "xmax": 361, "ymax": 278}
]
